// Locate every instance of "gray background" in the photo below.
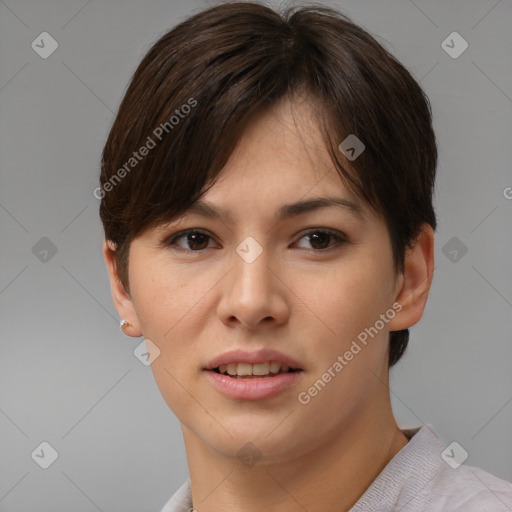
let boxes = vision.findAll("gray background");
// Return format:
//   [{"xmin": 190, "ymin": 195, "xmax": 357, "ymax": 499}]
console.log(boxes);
[{"xmin": 1, "ymin": 0, "xmax": 511, "ymax": 510}]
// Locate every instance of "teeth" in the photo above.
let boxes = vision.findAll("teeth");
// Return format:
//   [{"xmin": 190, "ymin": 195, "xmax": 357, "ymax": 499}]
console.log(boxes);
[
  {"xmin": 217, "ymin": 361, "xmax": 293, "ymax": 376},
  {"xmin": 269, "ymin": 361, "xmax": 281, "ymax": 373},
  {"xmin": 237, "ymin": 363, "xmax": 253, "ymax": 376},
  {"xmin": 253, "ymin": 362, "xmax": 269, "ymax": 375}
]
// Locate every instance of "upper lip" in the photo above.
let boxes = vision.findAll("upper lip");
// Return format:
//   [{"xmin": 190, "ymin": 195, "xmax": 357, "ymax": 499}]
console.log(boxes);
[{"xmin": 204, "ymin": 348, "xmax": 303, "ymax": 371}]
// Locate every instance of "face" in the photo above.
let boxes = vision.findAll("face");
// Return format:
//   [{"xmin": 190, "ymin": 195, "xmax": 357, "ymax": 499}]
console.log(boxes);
[{"xmin": 106, "ymin": 94, "xmax": 429, "ymax": 464}]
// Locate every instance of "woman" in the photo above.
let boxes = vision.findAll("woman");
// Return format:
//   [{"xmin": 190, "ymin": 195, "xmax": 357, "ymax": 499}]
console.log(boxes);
[{"xmin": 98, "ymin": 2, "xmax": 512, "ymax": 511}]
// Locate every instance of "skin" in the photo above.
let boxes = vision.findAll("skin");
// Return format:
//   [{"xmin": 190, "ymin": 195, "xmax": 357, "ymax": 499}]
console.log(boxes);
[{"xmin": 104, "ymin": 93, "xmax": 434, "ymax": 512}]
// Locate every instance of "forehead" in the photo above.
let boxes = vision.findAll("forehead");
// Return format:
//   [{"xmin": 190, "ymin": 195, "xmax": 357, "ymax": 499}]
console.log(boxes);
[
  {"xmin": 230, "ymin": 93, "xmax": 335, "ymax": 173},
  {"xmin": 153, "ymin": 94, "xmax": 380, "ymax": 233},
  {"xmin": 181, "ymin": 195, "xmax": 367, "ymax": 227},
  {"xmin": 198, "ymin": 96, "xmax": 366, "ymax": 212}
]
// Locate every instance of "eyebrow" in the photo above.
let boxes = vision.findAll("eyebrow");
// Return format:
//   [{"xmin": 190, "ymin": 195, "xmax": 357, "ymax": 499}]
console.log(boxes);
[{"xmin": 183, "ymin": 196, "xmax": 366, "ymax": 224}]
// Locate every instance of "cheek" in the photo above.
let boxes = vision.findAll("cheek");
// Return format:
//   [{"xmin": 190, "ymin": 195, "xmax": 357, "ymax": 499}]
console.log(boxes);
[
  {"xmin": 302, "ymin": 254, "xmax": 393, "ymax": 367},
  {"xmin": 129, "ymin": 257, "xmax": 193, "ymax": 331},
  {"xmin": 129, "ymin": 259, "xmax": 211, "ymax": 375},
  {"xmin": 312, "ymin": 256, "xmax": 386, "ymax": 325},
  {"xmin": 129, "ymin": 264, "xmax": 201, "ymax": 415}
]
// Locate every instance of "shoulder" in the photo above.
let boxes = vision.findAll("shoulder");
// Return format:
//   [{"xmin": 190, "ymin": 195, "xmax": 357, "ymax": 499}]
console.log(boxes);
[
  {"xmin": 350, "ymin": 425, "xmax": 512, "ymax": 512},
  {"xmin": 159, "ymin": 478, "xmax": 193, "ymax": 512},
  {"xmin": 419, "ymin": 460, "xmax": 512, "ymax": 512},
  {"xmin": 398, "ymin": 426, "xmax": 512, "ymax": 512}
]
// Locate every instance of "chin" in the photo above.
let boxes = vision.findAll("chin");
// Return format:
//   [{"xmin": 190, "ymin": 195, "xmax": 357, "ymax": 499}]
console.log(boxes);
[{"xmin": 212, "ymin": 424, "xmax": 305, "ymax": 460}]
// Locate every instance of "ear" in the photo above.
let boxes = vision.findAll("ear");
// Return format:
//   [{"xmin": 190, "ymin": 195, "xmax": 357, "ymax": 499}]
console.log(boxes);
[
  {"xmin": 387, "ymin": 224, "xmax": 435, "ymax": 331},
  {"xmin": 102, "ymin": 239, "xmax": 143, "ymax": 337}
]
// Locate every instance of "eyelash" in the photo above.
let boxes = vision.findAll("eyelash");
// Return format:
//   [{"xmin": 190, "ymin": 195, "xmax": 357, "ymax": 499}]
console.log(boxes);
[{"xmin": 164, "ymin": 228, "xmax": 347, "ymax": 253}]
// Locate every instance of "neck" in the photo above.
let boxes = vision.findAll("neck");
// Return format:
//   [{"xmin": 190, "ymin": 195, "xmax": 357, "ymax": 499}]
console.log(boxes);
[{"xmin": 181, "ymin": 397, "xmax": 409, "ymax": 512}]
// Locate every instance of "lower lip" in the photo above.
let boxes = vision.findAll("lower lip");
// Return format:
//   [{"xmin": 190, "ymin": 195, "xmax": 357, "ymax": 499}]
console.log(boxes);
[{"xmin": 204, "ymin": 370, "xmax": 303, "ymax": 400}]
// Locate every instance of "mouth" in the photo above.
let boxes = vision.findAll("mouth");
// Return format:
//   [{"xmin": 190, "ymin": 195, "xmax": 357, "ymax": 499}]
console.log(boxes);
[
  {"xmin": 204, "ymin": 361, "xmax": 304, "ymax": 400},
  {"xmin": 209, "ymin": 362, "xmax": 303, "ymax": 379}
]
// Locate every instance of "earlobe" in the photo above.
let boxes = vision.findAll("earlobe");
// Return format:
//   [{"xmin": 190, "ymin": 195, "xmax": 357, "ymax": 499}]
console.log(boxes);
[
  {"xmin": 387, "ymin": 224, "xmax": 435, "ymax": 332},
  {"xmin": 102, "ymin": 239, "xmax": 143, "ymax": 337}
]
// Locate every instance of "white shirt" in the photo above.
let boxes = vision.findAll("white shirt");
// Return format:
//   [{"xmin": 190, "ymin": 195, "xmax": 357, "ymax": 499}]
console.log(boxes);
[{"xmin": 160, "ymin": 425, "xmax": 512, "ymax": 512}]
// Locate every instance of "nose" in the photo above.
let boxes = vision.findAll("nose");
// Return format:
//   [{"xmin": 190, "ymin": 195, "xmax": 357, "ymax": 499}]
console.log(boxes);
[{"xmin": 216, "ymin": 243, "xmax": 289, "ymax": 331}]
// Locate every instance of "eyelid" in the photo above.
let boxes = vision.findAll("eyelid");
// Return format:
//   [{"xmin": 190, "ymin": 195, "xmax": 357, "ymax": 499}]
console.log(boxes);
[
  {"xmin": 295, "ymin": 228, "xmax": 348, "ymax": 251},
  {"xmin": 162, "ymin": 228, "xmax": 214, "ymax": 249},
  {"xmin": 299, "ymin": 227, "xmax": 347, "ymax": 240},
  {"xmin": 163, "ymin": 227, "xmax": 348, "ymax": 251}
]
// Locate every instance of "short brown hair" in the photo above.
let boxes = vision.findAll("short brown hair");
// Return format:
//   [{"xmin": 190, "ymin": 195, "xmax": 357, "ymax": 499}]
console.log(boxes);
[{"xmin": 99, "ymin": 1, "xmax": 437, "ymax": 367}]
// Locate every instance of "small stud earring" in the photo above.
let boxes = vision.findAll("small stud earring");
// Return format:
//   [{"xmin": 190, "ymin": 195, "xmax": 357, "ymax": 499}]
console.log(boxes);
[{"xmin": 120, "ymin": 319, "xmax": 129, "ymax": 331}]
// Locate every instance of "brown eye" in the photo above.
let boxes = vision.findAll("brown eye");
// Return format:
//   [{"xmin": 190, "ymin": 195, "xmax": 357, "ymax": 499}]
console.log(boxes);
[
  {"xmin": 295, "ymin": 229, "xmax": 347, "ymax": 251},
  {"xmin": 164, "ymin": 228, "xmax": 347, "ymax": 253},
  {"xmin": 167, "ymin": 230, "xmax": 214, "ymax": 251}
]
